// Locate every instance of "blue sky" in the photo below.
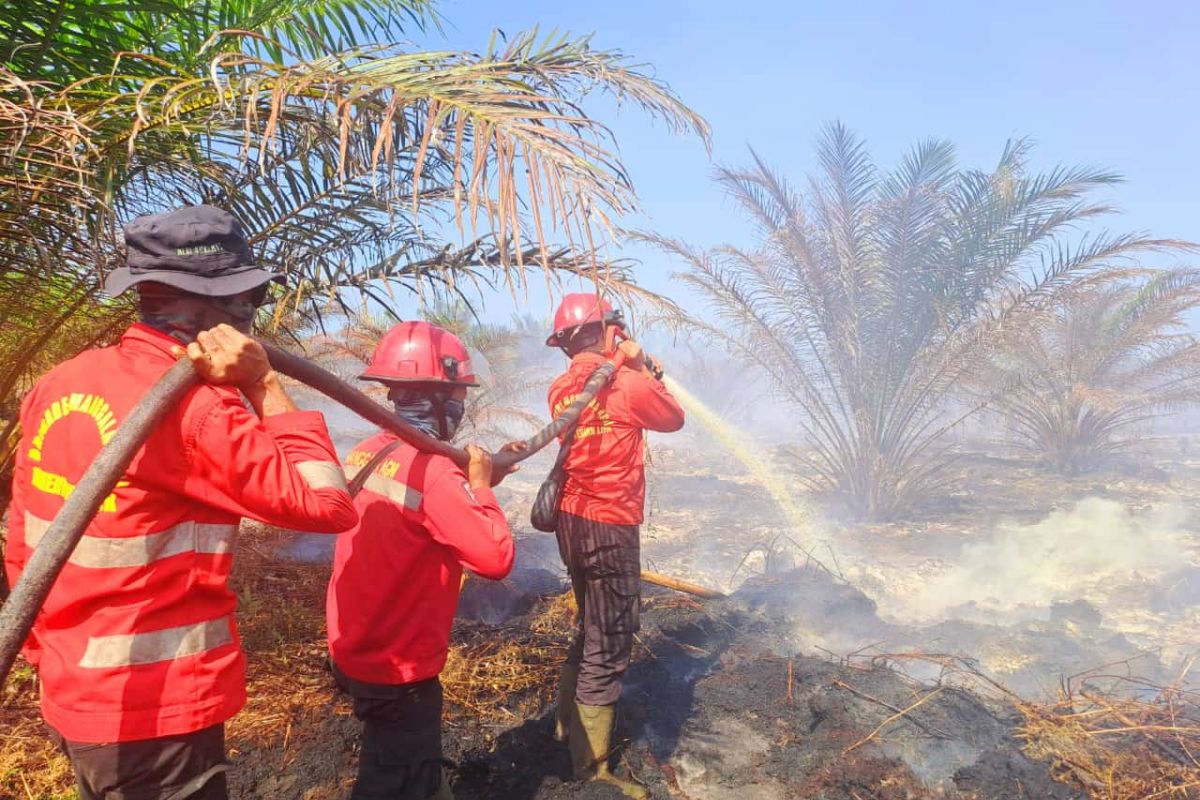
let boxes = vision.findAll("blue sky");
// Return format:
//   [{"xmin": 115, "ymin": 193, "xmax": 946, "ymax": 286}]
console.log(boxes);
[{"xmin": 419, "ymin": 0, "xmax": 1200, "ymax": 323}]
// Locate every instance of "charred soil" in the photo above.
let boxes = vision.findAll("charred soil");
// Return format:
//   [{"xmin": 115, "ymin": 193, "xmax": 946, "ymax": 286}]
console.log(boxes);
[
  {"xmin": 445, "ymin": 572, "xmax": 1086, "ymax": 800},
  {"xmin": 0, "ymin": 553, "xmax": 1086, "ymax": 800}
]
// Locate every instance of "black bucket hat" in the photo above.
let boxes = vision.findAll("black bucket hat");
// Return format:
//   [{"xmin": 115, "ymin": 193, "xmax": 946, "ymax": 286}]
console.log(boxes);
[{"xmin": 105, "ymin": 205, "xmax": 282, "ymax": 297}]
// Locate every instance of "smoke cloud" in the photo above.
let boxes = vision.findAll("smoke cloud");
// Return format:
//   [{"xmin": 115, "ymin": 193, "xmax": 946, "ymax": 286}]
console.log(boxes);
[{"xmin": 903, "ymin": 497, "xmax": 1191, "ymax": 622}]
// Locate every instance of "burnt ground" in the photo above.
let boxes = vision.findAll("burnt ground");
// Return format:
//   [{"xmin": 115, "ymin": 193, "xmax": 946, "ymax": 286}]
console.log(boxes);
[
  {"xmin": 210, "ymin": 559, "xmax": 1090, "ymax": 800},
  {"xmin": 441, "ymin": 572, "xmax": 1084, "ymax": 800},
  {"xmin": 4, "ymin": 430, "xmax": 1199, "ymax": 798},
  {"xmin": 1, "ymin": 550, "xmax": 1090, "ymax": 800}
]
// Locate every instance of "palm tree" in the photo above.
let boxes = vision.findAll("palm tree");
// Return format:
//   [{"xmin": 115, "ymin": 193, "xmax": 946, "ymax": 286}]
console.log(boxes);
[
  {"xmin": 643, "ymin": 124, "xmax": 1185, "ymax": 519},
  {"xmin": 984, "ymin": 270, "xmax": 1200, "ymax": 473},
  {"xmin": 0, "ymin": 0, "xmax": 709, "ymax": 511}
]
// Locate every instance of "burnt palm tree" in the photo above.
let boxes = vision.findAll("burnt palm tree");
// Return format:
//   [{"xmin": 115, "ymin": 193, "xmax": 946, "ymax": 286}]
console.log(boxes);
[
  {"xmin": 986, "ymin": 270, "xmax": 1200, "ymax": 473},
  {"xmin": 643, "ymin": 124, "xmax": 1185, "ymax": 519}
]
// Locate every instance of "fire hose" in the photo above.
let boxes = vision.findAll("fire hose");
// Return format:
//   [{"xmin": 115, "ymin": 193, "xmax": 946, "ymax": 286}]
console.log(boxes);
[
  {"xmin": 328, "ymin": 350, "xmax": 729, "ymax": 604},
  {"xmin": 0, "ymin": 343, "xmax": 723, "ymax": 685},
  {"xmin": 0, "ymin": 345, "xmax": 622, "ymax": 684}
]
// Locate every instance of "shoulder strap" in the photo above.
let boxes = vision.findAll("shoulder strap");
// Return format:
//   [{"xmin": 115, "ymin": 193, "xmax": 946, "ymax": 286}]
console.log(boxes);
[{"xmin": 348, "ymin": 438, "xmax": 406, "ymax": 497}]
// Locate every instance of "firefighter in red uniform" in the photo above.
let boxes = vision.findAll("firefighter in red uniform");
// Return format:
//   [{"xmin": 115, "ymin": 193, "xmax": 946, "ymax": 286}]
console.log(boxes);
[
  {"xmin": 4, "ymin": 205, "xmax": 358, "ymax": 800},
  {"xmin": 545, "ymin": 293, "xmax": 685, "ymax": 799},
  {"xmin": 326, "ymin": 321, "xmax": 520, "ymax": 800}
]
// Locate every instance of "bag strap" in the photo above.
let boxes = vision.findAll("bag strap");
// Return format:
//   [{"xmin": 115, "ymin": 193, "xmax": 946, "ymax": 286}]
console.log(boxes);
[
  {"xmin": 347, "ymin": 438, "xmax": 406, "ymax": 497},
  {"xmin": 547, "ymin": 421, "xmax": 579, "ymax": 479}
]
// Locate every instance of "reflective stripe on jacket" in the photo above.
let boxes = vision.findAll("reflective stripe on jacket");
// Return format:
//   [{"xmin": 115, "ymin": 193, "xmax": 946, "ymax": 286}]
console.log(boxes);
[
  {"xmin": 4, "ymin": 323, "xmax": 358, "ymax": 742},
  {"xmin": 326, "ymin": 433, "xmax": 513, "ymax": 685},
  {"xmin": 548, "ymin": 352, "xmax": 685, "ymax": 525}
]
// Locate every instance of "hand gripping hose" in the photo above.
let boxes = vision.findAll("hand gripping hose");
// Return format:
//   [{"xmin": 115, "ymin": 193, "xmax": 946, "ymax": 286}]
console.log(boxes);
[{"xmin": 0, "ymin": 348, "xmax": 624, "ymax": 684}]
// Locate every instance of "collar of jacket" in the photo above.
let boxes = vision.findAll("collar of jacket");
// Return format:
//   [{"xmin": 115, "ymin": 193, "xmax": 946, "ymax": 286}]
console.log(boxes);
[
  {"xmin": 569, "ymin": 350, "xmax": 608, "ymax": 369},
  {"xmin": 121, "ymin": 322, "xmax": 188, "ymax": 359}
]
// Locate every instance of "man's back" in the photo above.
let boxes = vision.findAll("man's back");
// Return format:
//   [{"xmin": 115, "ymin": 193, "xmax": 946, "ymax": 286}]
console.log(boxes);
[
  {"xmin": 5, "ymin": 323, "xmax": 355, "ymax": 742},
  {"xmin": 548, "ymin": 351, "xmax": 685, "ymax": 525},
  {"xmin": 327, "ymin": 432, "xmax": 513, "ymax": 685}
]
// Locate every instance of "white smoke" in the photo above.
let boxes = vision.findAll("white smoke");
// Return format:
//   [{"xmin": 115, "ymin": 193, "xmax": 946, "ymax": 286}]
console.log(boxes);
[{"xmin": 903, "ymin": 497, "xmax": 1192, "ymax": 621}]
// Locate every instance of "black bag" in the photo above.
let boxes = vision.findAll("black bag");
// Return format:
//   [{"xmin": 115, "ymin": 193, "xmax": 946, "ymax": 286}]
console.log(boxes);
[{"xmin": 530, "ymin": 426, "xmax": 577, "ymax": 533}]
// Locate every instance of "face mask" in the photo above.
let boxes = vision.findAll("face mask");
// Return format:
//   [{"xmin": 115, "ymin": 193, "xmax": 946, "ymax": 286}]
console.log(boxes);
[
  {"xmin": 391, "ymin": 391, "xmax": 466, "ymax": 442},
  {"xmin": 139, "ymin": 292, "xmax": 259, "ymax": 343}
]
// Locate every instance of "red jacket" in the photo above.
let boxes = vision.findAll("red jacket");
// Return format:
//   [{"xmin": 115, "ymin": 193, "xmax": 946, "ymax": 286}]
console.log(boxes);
[
  {"xmin": 548, "ymin": 352, "xmax": 685, "ymax": 525},
  {"xmin": 4, "ymin": 324, "xmax": 357, "ymax": 743},
  {"xmin": 326, "ymin": 433, "xmax": 513, "ymax": 685}
]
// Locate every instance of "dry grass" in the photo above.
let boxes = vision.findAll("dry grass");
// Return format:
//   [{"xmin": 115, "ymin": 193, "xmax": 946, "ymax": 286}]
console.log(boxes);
[
  {"xmin": 850, "ymin": 651, "xmax": 1200, "ymax": 800},
  {"xmin": 529, "ymin": 587, "xmax": 577, "ymax": 634},
  {"xmin": 0, "ymin": 662, "xmax": 75, "ymax": 800},
  {"xmin": 1016, "ymin": 669, "xmax": 1200, "ymax": 800},
  {"xmin": 442, "ymin": 589, "xmax": 576, "ymax": 722}
]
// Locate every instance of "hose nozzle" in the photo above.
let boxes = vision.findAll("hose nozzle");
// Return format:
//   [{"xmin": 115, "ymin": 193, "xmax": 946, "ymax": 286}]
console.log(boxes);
[{"xmin": 642, "ymin": 352, "xmax": 665, "ymax": 380}]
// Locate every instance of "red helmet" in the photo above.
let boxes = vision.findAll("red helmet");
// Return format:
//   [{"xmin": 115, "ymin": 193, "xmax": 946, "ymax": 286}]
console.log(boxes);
[
  {"xmin": 360, "ymin": 321, "xmax": 478, "ymax": 386},
  {"xmin": 546, "ymin": 292, "xmax": 623, "ymax": 347}
]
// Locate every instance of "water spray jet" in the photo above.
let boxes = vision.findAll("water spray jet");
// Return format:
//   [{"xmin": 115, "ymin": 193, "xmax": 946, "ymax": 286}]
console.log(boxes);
[{"xmin": 662, "ymin": 375, "xmax": 815, "ymax": 559}]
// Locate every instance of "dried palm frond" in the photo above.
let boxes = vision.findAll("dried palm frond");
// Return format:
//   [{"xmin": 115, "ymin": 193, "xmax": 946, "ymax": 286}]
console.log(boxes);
[{"xmin": 982, "ymin": 270, "xmax": 1200, "ymax": 473}]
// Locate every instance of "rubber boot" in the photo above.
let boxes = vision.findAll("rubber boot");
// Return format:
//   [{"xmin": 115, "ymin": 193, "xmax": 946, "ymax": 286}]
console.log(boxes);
[
  {"xmin": 568, "ymin": 703, "xmax": 647, "ymax": 800},
  {"xmin": 554, "ymin": 664, "xmax": 580, "ymax": 742}
]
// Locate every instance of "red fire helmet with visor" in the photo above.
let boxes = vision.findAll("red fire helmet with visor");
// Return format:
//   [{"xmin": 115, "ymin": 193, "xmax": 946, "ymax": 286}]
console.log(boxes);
[
  {"xmin": 546, "ymin": 292, "xmax": 626, "ymax": 352},
  {"xmin": 360, "ymin": 321, "xmax": 478, "ymax": 387}
]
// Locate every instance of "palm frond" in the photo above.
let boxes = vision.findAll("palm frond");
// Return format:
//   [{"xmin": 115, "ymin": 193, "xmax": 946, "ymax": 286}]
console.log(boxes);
[
  {"xmin": 986, "ymin": 269, "xmax": 1200, "ymax": 472},
  {"xmin": 646, "ymin": 129, "xmax": 1192, "ymax": 518}
]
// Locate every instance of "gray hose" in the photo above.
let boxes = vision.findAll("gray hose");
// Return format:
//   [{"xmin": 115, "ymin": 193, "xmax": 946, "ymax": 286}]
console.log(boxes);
[
  {"xmin": 264, "ymin": 343, "xmax": 618, "ymax": 473},
  {"xmin": 0, "ymin": 347, "xmax": 626, "ymax": 684},
  {"xmin": 264, "ymin": 344, "xmax": 467, "ymax": 465}
]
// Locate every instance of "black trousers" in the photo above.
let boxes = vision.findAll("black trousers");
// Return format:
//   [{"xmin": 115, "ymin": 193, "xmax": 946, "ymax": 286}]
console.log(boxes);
[
  {"xmin": 555, "ymin": 512, "xmax": 641, "ymax": 706},
  {"xmin": 332, "ymin": 663, "xmax": 445, "ymax": 800},
  {"xmin": 50, "ymin": 724, "xmax": 228, "ymax": 800}
]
